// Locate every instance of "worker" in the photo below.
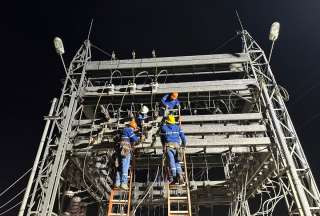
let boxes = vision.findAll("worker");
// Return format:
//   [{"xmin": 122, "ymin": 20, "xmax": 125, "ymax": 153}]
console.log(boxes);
[
  {"xmin": 137, "ymin": 105, "xmax": 149, "ymax": 128},
  {"xmin": 160, "ymin": 92, "xmax": 180, "ymax": 117},
  {"xmin": 136, "ymin": 105, "xmax": 150, "ymax": 139},
  {"xmin": 115, "ymin": 120, "xmax": 140, "ymax": 190},
  {"xmin": 160, "ymin": 115, "xmax": 186, "ymax": 184}
]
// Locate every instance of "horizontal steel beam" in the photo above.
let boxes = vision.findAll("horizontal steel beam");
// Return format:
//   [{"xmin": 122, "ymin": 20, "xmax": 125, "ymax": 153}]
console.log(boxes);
[
  {"xmin": 181, "ymin": 113, "xmax": 262, "ymax": 122},
  {"xmin": 136, "ymin": 137, "xmax": 270, "ymax": 149},
  {"xmin": 182, "ymin": 124, "xmax": 266, "ymax": 134},
  {"xmin": 83, "ymin": 79, "xmax": 258, "ymax": 97},
  {"xmin": 85, "ymin": 53, "xmax": 249, "ymax": 71}
]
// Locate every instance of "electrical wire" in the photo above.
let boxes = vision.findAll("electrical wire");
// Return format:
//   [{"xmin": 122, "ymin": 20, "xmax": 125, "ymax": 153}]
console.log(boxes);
[
  {"xmin": 0, "ymin": 200, "xmax": 23, "ymax": 216},
  {"xmin": 131, "ymin": 166, "xmax": 160, "ymax": 215},
  {"xmin": 212, "ymin": 33, "xmax": 240, "ymax": 53},
  {"xmin": 0, "ymin": 187, "xmax": 26, "ymax": 210},
  {"xmin": 0, "ymin": 167, "xmax": 31, "ymax": 197},
  {"xmin": 82, "ymin": 53, "xmax": 121, "ymax": 200},
  {"xmin": 90, "ymin": 44, "xmax": 112, "ymax": 58}
]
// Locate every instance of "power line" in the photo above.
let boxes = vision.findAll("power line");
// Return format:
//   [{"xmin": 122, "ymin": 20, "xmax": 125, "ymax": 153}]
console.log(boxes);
[{"xmin": 0, "ymin": 168, "xmax": 31, "ymax": 197}]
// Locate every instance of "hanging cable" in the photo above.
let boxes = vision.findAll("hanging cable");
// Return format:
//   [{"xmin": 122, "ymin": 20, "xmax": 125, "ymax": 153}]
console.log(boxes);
[
  {"xmin": 131, "ymin": 166, "xmax": 160, "ymax": 215},
  {"xmin": 0, "ymin": 167, "xmax": 31, "ymax": 197},
  {"xmin": 212, "ymin": 33, "xmax": 240, "ymax": 53},
  {"xmin": 90, "ymin": 44, "xmax": 112, "ymax": 58}
]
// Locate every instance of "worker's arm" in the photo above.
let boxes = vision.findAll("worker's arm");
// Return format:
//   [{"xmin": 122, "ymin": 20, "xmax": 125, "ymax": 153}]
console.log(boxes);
[
  {"xmin": 161, "ymin": 94, "xmax": 169, "ymax": 107},
  {"xmin": 128, "ymin": 129, "xmax": 140, "ymax": 143},
  {"xmin": 175, "ymin": 99, "xmax": 181, "ymax": 108},
  {"xmin": 179, "ymin": 127, "xmax": 186, "ymax": 147}
]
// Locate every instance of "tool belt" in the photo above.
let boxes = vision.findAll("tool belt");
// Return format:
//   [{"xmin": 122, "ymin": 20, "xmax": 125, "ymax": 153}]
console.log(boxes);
[
  {"xmin": 120, "ymin": 140, "xmax": 131, "ymax": 157},
  {"xmin": 166, "ymin": 142, "xmax": 183, "ymax": 161}
]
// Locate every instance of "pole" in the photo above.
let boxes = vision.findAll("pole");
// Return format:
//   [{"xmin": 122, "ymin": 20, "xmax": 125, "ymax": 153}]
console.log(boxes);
[
  {"xmin": 18, "ymin": 98, "xmax": 57, "ymax": 216},
  {"xmin": 261, "ymin": 83, "xmax": 312, "ymax": 216}
]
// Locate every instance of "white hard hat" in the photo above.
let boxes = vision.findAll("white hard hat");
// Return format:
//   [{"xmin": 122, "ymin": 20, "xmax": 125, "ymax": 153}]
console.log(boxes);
[{"xmin": 140, "ymin": 105, "xmax": 149, "ymax": 114}]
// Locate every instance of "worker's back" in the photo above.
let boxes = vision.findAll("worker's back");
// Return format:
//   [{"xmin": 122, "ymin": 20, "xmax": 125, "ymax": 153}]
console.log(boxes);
[
  {"xmin": 121, "ymin": 126, "xmax": 139, "ymax": 144},
  {"xmin": 160, "ymin": 124, "xmax": 185, "ymax": 144}
]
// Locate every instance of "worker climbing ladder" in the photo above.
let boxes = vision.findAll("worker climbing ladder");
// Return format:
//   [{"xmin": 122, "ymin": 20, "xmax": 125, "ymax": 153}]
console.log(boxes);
[
  {"xmin": 107, "ymin": 168, "xmax": 133, "ymax": 216},
  {"xmin": 167, "ymin": 150, "xmax": 192, "ymax": 216}
]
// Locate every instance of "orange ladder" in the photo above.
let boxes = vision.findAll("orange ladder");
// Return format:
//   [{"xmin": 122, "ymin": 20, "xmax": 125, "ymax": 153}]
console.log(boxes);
[
  {"xmin": 167, "ymin": 150, "xmax": 192, "ymax": 216},
  {"xmin": 106, "ymin": 168, "xmax": 133, "ymax": 216}
]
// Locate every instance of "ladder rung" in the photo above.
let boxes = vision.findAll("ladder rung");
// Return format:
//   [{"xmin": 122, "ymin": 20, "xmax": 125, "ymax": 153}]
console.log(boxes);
[
  {"xmin": 111, "ymin": 199, "xmax": 129, "ymax": 204},
  {"xmin": 169, "ymin": 196, "xmax": 188, "ymax": 200},
  {"xmin": 169, "ymin": 184, "xmax": 187, "ymax": 189},
  {"xmin": 170, "ymin": 210, "xmax": 189, "ymax": 214}
]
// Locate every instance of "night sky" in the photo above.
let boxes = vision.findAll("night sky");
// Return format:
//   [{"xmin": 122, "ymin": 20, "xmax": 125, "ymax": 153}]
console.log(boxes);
[{"xmin": 1, "ymin": 0, "xmax": 320, "ymax": 215}]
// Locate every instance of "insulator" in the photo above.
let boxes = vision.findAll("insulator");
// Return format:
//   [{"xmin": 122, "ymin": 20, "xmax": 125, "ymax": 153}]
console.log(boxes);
[
  {"xmin": 132, "ymin": 50, "xmax": 136, "ymax": 59},
  {"xmin": 64, "ymin": 190, "xmax": 75, "ymax": 197},
  {"xmin": 269, "ymin": 22, "xmax": 280, "ymax": 41},
  {"xmin": 152, "ymin": 49, "xmax": 156, "ymax": 58},
  {"xmin": 128, "ymin": 83, "xmax": 137, "ymax": 93},
  {"xmin": 106, "ymin": 83, "xmax": 115, "ymax": 94},
  {"xmin": 150, "ymin": 82, "xmax": 159, "ymax": 92},
  {"xmin": 53, "ymin": 37, "xmax": 65, "ymax": 55},
  {"xmin": 69, "ymin": 196, "xmax": 82, "ymax": 216}
]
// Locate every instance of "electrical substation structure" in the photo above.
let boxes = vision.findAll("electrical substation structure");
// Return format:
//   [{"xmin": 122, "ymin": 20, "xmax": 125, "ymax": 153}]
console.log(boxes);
[{"xmin": 18, "ymin": 29, "xmax": 320, "ymax": 216}]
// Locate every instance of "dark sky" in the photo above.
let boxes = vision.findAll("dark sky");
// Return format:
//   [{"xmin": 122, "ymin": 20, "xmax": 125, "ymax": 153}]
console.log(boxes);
[{"xmin": 1, "ymin": 0, "xmax": 320, "ymax": 215}]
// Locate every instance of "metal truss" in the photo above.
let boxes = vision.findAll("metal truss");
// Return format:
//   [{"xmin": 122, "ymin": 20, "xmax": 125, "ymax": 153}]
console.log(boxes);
[
  {"xmin": 18, "ymin": 40, "xmax": 92, "ymax": 216},
  {"xmin": 242, "ymin": 30, "xmax": 320, "ymax": 216},
  {"xmin": 18, "ymin": 29, "xmax": 320, "ymax": 216}
]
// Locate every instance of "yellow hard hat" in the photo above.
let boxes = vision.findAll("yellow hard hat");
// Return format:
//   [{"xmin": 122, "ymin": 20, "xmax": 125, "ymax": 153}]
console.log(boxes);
[
  {"xmin": 166, "ymin": 115, "xmax": 176, "ymax": 124},
  {"xmin": 129, "ymin": 120, "xmax": 137, "ymax": 129}
]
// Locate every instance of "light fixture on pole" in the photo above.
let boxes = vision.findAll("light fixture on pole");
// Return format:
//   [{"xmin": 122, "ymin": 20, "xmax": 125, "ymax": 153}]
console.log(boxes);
[
  {"xmin": 268, "ymin": 22, "xmax": 280, "ymax": 62},
  {"xmin": 53, "ymin": 37, "xmax": 74, "ymax": 87}
]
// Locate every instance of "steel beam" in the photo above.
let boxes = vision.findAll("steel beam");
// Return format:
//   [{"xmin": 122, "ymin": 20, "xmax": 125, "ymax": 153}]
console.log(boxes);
[{"xmin": 85, "ymin": 53, "xmax": 249, "ymax": 71}]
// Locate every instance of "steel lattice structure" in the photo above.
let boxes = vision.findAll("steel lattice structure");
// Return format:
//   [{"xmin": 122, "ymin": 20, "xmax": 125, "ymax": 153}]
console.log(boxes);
[{"xmin": 18, "ymin": 30, "xmax": 320, "ymax": 216}]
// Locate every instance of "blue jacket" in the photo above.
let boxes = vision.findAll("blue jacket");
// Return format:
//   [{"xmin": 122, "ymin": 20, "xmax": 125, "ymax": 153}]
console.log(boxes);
[
  {"xmin": 160, "ymin": 124, "xmax": 186, "ymax": 146},
  {"xmin": 137, "ymin": 113, "xmax": 148, "ymax": 127},
  {"xmin": 161, "ymin": 94, "xmax": 180, "ymax": 109},
  {"xmin": 121, "ymin": 127, "xmax": 140, "ymax": 144}
]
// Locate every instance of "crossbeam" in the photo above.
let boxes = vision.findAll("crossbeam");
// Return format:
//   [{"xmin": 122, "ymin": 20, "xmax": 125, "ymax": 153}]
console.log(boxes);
[{"xmin": 85, "ymin": 53, "xmax": 249, "ymax": 71}]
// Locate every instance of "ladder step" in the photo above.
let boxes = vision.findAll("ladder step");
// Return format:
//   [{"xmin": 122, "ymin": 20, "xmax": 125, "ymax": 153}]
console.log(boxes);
[
  {"xmin": 169, "ymin": 185, "xmax": 187, "ymax": 189},
  {"xmin": 170, "ymin": 210, "xmax": 189, "ymax": 214},
  {"xmin": 111, "ymin": 199, "xmax": 129, "ymax": 204},
  {"xmin": 169, "ymin": 196, "xmax": 188, "ymax": 200}
]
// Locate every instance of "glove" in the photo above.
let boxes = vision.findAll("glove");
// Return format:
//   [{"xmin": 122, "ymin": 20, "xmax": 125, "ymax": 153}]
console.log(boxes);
[{"xmin": 140, "ymin": 135, "xmax": 146, "ymax": 142}]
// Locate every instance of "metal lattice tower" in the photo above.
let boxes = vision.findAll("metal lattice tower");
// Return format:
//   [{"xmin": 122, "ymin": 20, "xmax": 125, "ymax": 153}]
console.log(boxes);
[{"xmin": 18, "ymin": 30, "xmax": 320, "ymax": 216}]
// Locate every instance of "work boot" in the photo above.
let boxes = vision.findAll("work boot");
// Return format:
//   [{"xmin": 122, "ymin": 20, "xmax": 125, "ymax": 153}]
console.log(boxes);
[
  {"xmin": 178, "ymin": 175, "xmax": 185, "ymax": 185},
  {"xmin": 121, "ymin": 183, "xmax": 129, "ymax": 190},
  {"xmin": 114, "ymin": 183, "xmax": 120, "ymax": 189},
  {"xmin": 169, "ymin": 176, "xmax": 177, "ymax": 185}
]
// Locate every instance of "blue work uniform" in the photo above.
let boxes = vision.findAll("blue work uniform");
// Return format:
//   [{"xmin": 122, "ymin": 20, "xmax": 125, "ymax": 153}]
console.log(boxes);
[
  {"xmin": 137, "ymin": 113, "xmax": 148, "ymax": 128},
  {"xmin": 115, "ymin": 127, "xmax": 140, "ymax": 185},
  {"xmin": 161, "ymin": 94, "xmax": 180, "ymax": 109},
  {"xmin": 160, "ymin": 124, "xmax": 186, "ymax": 180}
]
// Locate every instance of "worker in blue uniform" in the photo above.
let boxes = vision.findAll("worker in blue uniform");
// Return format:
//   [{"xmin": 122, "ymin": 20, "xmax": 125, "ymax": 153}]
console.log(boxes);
[
  {"xmin": 160, "ymin": 92, "xmax": 180, "ymax": 117},
  {"xmin": 136, "ymin": 105, "xmax": 149, "ymax": 128},
  {"xmin": 160, "ymin": 115, "xmax": 186, "ymax": 184},
  {"xmin": 136, "ymin": 105, "xmax": 150, "ymax": 139},
  {"xmin": 115, "ymin": 120, "xmax": 140, "ymax": 190}
]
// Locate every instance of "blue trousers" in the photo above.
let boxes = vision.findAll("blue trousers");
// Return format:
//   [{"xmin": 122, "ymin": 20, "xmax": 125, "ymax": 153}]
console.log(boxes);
[
  {"xmin": 167, "ymin": 148, "xmax": 182, "ymax": 179},
  {"xmin": 115, "ymin": 153, "xmax": 131, "ymax": 185}
]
